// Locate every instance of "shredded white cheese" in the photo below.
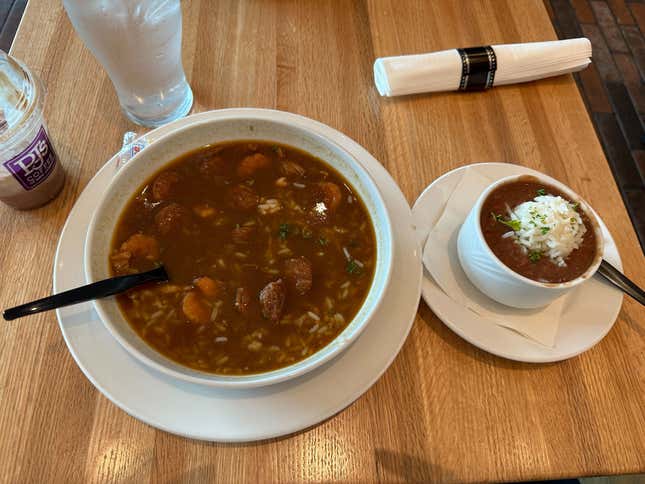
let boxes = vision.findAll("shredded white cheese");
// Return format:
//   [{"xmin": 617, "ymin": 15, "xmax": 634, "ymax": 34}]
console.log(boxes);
[{"xmin": 509, "ymin": 195, "xmax": 586, "ymax": 266}]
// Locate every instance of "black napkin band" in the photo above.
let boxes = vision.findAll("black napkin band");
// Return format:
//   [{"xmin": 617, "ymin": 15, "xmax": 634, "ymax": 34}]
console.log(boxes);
[{"xmin": 457, "ymin": 46, "xmax": 497, "ymax": 91}]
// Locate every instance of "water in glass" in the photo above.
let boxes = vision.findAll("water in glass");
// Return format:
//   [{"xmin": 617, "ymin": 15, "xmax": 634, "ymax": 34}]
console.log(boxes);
[{"xmin": 63, "ymin": 0, "xmax": 193, "ymax": 127}]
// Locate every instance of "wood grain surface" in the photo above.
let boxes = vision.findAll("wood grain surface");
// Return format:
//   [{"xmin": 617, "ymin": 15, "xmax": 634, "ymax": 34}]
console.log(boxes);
[{"xmin": 1, "ymin": 0, "xmax": 644, "ymax": 482}]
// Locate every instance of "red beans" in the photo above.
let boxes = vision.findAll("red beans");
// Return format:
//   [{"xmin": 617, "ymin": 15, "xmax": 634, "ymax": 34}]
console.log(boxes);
[
  {"xmin": 259, "ymin": 279, "xmax": 286, "ymax": 321},
  {"xmin": 284, "ymin": 257, "xmax": 313, "ymax": 295},
  {"xmin": 151, "ymin": 170, "xmax": 180, "ymax": 201}
]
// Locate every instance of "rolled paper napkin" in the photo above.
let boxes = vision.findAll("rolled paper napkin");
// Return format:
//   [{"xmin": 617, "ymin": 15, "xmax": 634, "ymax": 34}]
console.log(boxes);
[{"xmin": 374, "ymin": 38, "xmax": 592, "ymax": 97}]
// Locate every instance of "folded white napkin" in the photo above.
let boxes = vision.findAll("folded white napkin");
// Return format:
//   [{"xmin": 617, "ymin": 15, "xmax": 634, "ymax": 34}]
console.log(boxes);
[
  {"xmin": 374, "ymin": 38, "xmax": 592, "ymax": 97},
  {"xmin": 422, "ymin": 167, "xmax": 564, "ymax": 347}
]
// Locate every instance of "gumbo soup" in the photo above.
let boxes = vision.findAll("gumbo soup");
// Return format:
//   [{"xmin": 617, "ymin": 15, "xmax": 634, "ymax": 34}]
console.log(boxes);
[{"xmin": 110, "ymin": 141, "xmax": 376, "ymax": 375}]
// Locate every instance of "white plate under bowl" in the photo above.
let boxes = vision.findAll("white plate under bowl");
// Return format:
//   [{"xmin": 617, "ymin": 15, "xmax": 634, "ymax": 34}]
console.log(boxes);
[
  {"xmin": 54, "ymin": 108, "xmax": 422, "ymax": 442},
  {"xmin": 412, "ymin": 162, "xmax": 623, "ymax": 363}
]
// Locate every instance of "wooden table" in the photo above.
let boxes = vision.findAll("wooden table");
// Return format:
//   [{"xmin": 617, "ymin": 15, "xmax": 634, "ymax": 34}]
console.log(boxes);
[{"xmin": 1, "ymin": 0, "xmax": 644, "ymax": 482}]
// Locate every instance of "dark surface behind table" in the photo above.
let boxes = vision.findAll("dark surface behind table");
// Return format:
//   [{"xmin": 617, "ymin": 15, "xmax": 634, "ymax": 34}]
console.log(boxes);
[
  {"xmin": 0, "ymin": 0, "xmax": 26, "ymax": 52},
  {"xmin": 6, "ymin": 0, "xmax": 641, "ymax": 253},
  {"xmin": 546, "ymin": 0, "xmax": 645, "ymax": 252}
]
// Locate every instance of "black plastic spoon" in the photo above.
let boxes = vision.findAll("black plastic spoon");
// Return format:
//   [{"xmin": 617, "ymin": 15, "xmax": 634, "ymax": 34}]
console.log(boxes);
[
  {"xmin": 3, "ymin": 266, "xmax": 169, "ymax": 321},
  {"xmin": 597, "ymin": 259, "xmax": 645, "ymax": 306}
]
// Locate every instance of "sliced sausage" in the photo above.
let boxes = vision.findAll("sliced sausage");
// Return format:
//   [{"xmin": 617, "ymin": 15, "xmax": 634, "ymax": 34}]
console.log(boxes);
[
  {"xmin": 182, "ymin": 291, "xmax": 211, "ymax": 324},
  {"xmin": 151, "ymin": 170, "xmax": 180, "ymax": 201},
  {"xmin": 235, "ymin": 287, "xmax": 251, "ymax": 315},
  {"xmin": 259, "ymin": 279, "xmax": 286, "ymax": 321},
  {"xmin": 237, "ymin": 153, "xmax": 271, "ymax": 178},
  {"xmin": 155, "ymin": 203, "xmax": 189, "ymax": 235},
  {"xmin": 232, "ymin": 225, "xmax": 256, "ymax": 244},
  {"xmin": 317, "ymin": 182, "xmax": 342, "ymax": 211},
  {"xmin": 229, "ymin": 185, "xmax": 259, "ymax": 211},
  {"xmin": 280, "ymin": 160, "xmax": 306, "ymax": 178},
  {"xmin": 194, "ymin": 276, "xmax": 226, "ymax": 300},
  {"xmin": 284, "ymin": 257, "xmax": 313, "ymax": 295}
]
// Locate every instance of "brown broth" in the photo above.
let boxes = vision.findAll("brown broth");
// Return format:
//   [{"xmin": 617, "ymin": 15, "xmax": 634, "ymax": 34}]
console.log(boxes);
[
  {"xmin": 110, "ymin": 141, "xmax": 376, "ymax": 375},
  {"xmin": 480, "ymin": 177, "xmax": 597, "ymax": 283}
]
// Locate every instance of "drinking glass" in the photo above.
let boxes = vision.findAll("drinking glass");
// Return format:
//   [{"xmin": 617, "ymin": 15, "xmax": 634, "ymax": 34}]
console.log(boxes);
[{"xmin": 63, "ymin": 0, "xmax": 193, "ymax": 127}]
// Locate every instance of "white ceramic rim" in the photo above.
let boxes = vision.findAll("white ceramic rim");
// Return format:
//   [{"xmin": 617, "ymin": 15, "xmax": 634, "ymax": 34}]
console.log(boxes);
[
  {"xmin": 83, "ymin": 113, "xmax": 394, "ymax": 389},
  {"xmin": 472, "ymin": 172, "xmax": 605, "ymax": 290}
]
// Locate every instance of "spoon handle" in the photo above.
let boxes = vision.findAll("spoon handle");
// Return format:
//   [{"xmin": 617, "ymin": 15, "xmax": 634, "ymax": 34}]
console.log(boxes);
[
  {"xmin": 597, "ymin": 259, "xmax": 645, "ymax": 306},
  {"xmin": 3, "ymin": 266, "xmax": 169, "ymax": 321}
]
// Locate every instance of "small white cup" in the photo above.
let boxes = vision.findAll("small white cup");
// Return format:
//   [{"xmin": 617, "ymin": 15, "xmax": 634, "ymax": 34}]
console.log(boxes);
[{"xmin": 457, "ymin": 174, "xmax": 604, "ymax": 309}]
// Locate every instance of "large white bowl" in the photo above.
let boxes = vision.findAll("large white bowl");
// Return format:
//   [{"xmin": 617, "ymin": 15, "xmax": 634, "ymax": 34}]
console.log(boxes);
[{"xmin": 84, "ymin": 111, "xmax": 394, "ymax": 388}]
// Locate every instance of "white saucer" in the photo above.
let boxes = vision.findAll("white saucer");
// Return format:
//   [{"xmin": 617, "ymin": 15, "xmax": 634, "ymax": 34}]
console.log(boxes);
[
  {"xmin": 412, "ymin": 163, "xmax": 623, "ymax": 363},
  {"xmin": 53, "ymin": 109, "xmax": 422, "ymax": 442}
]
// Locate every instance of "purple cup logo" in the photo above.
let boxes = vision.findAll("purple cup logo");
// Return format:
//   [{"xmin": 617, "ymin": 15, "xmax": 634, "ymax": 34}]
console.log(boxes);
[{"xmin": 3, "ymin": 126, "xmax": 58, "ymax": 190}]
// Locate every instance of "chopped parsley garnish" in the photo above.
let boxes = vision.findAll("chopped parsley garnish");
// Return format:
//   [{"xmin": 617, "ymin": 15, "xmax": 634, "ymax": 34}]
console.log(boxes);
[
  {"xmin": 536, "ymin": 188, "xmax": 546, "ymax": 196},
  {"xmin": 302, "ymin": 227, "xmax": 313, "ymax": 239},
  {"xmin": 278, "ymin": 223, "xmax": 290, "ymax": 239},
  {"xmin": 500, "ymin": 218, "xmax": 521, "ymax": 231},
  {"xmin": 492, "ymin": 212, "xmax": 521, "ymax": 231},
  {"xmin": 528, "ymin": 251, "xmax": 542, "ymax": 263},
  {"xmin": 571, "ymin": 202, "xmax": 579, "ymax": 211},
  {"xmin": 346, "ymin": 259, "xmax": 362, "ymax": 275},
  {"xmin": 540, "ymin": 227, "xmax": 550, "ymax": 235},
  {"xmin": 318, "ymin": 236, "xmax": 328, "ymax": 246}
]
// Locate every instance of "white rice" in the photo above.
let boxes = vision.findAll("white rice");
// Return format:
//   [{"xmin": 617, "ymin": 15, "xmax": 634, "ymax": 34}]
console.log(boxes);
[
  {"xmin": 509, "ymin": 195, "xmax": 586, "ymax": 266},
  {"xmin": 258, "ymin": 198, "xmax": 282, "ymax": 215}
]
